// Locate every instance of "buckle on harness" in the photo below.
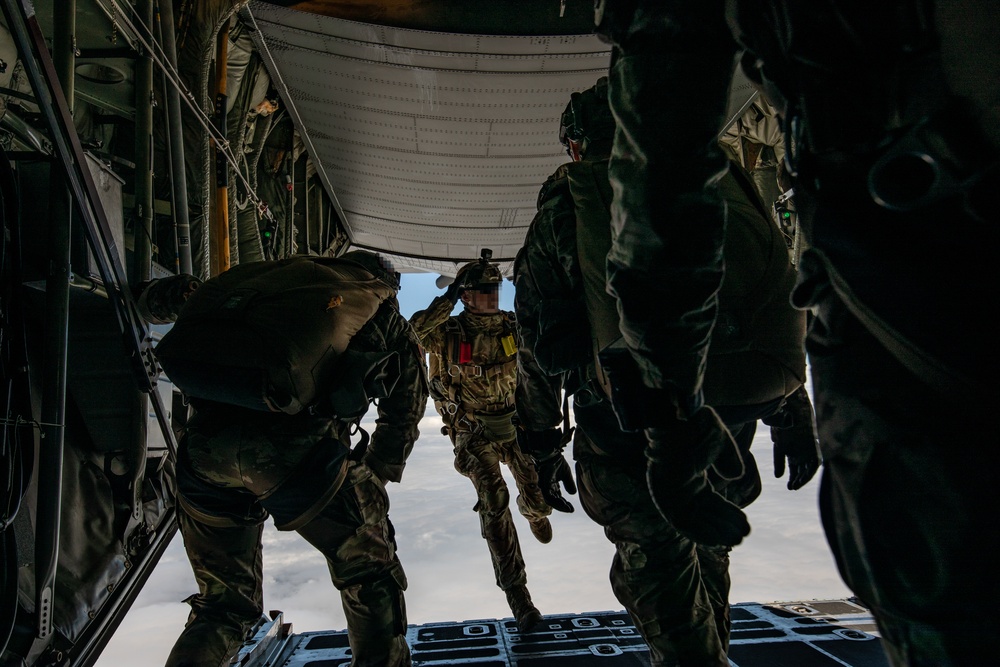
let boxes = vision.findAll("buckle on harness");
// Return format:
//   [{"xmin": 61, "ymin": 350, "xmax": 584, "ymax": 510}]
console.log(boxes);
[{"xmin": 450, "ymin": 363, "xmax": 481, "ymax": 377}]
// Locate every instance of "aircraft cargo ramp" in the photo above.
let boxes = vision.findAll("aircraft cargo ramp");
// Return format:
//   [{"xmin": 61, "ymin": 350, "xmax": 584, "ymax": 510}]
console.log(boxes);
[{"xmin": 232, "ymin": 599, "xmax": 888, "ymax": 666}]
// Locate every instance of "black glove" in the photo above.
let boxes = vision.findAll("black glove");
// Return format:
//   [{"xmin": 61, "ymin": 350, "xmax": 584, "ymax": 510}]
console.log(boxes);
[
  {"xmin": 444, "ymin": 278, "xmax": 462, "ymax": 304},
  {"xmin": 771, "ymin": 426, "xmax": 820, "ymax": 490},
  {"xmin": 517, "ymin": 427, "xmax": 576, "ymax": 513},
  {"xmin": 763, "ymin": 387, "xmax": 820, "ymax": 490},
  {"xmin": 534, "ymin": 448, "xmax": 577, "ymax": 513},
  {"xmin": 645, "ymin": 405, "xmax": 751, "ymax": 547}
]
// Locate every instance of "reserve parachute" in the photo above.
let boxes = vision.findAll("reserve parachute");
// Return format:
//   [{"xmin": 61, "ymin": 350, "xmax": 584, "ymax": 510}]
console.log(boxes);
[{"xmin": 154, "ymin": 257, "xmax": 394, "ymax": 414}]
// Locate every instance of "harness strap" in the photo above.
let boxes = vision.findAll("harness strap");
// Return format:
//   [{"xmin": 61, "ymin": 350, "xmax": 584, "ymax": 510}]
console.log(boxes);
[
  {"xmin": 436, "ymin": 315, "xmax": 519, "ymax": 426},
  {"xmin": 821, "ymin": 256, "xmax": 981, "ymax": 402}
]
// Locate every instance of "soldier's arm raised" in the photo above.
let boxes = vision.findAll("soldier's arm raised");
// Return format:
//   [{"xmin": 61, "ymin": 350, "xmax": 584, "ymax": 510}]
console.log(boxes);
[{"xmin": 407, "ymin": 292, "xmax": 455, "ymax": 350}]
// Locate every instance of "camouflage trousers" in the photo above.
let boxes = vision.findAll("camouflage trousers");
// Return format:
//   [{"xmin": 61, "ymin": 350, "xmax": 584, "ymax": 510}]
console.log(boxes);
[
  {"xmin": 167, "ymin": 455, "xmax": 410, "ymax": 667},
  {"xmin": 809, "ymin": 296, "xmax": 997, "ymax": 666},
  {"xmin": 451, "ymin": 427, "xmax": 550, "ymax": 591},
  {"xmin": 573, "ymin": 400, "xmax": 729, "ymax": 667}
]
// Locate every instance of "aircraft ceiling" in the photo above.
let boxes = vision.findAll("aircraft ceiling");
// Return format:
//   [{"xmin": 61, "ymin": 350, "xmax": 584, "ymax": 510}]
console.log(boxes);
[{"xmin": 245, "ymin": 1, "xmax": 612, "ymax": 276}]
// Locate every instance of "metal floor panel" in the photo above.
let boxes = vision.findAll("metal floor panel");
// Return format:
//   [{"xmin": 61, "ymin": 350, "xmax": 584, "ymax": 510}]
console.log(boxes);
[{"xmin": 236, "ymin": 599, "xmax": 888, "ymax": 667}]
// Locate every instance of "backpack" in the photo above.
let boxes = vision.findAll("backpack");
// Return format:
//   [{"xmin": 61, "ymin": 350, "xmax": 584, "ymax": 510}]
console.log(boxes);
[
  {"xmin": 568, "ymin": 158, "xmax": 805, "ymax": 407},
  {"xmin": 154, "ymin": 257, "xmax": 394, "ymax": 414}
]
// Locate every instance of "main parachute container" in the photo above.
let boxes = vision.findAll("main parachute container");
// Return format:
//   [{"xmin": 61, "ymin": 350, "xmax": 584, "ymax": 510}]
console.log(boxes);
[{"xmin": 155, "ymin": 257, "xmax": 393, "ymax": 414}]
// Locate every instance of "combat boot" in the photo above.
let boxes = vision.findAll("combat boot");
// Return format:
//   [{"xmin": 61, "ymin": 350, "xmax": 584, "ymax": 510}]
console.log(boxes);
[
  {"xmin": 528, "ymin": 517, "xmax": 552, "ymax": 544},
  {"xmin": 505, "ymin": 585, "xmax": 543, "ymax": 633}
]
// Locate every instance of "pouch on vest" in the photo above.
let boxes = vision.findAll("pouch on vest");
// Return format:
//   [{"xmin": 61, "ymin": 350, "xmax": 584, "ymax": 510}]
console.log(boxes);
[
  {"xmin": 155, "ymin": 257, "xmax": 393, "ymax": 414},
  {"xmin": 476, "ymin": 410, "xmax": 517, "ymax": 442}
]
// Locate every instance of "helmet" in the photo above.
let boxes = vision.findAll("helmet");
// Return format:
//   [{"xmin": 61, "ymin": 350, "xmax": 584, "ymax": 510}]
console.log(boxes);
[
  {"xmin": 558, "ymin": 76, "xmax": 615, "ymax": 161},
  {"xmin": 455, "ymin": 248, "xmax": 503, "ymax": 292},
  {"xmin": 341, "ymin": 249, "xmax": 401, "ymax": 292}
]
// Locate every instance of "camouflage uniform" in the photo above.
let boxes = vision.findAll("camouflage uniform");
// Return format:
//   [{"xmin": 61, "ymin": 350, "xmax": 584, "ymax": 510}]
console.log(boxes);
[
  {"xmin": 596, "ymin": 1, "xmax": 999, "ymax": 663},
  {"xmin": 165, "ymin": 296, "xmax": 427, "ymax": 667},
  {"xmin": 409, "ymin": 294, "xmax": 550, "ymax": 596},
  {"xmin": 514, "ymin": 138, "xmax": 812, "ymax": 665}
]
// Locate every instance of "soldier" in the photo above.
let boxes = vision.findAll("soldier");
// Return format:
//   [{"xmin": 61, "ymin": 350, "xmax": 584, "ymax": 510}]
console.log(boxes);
[
  {"xmin": 408, "ymin": 252, "xmax": 552, "ymax": 633},
  {"xmin": 594, "ymin": 1, "xmax": 999, "ymax": 664},
  {"xmin": 143, "ymin": 251, "xmax": 427, "ymax": 667},
  {"xmin": 513, "ymin": 77, "xmax": 819, "ymax": 665},
  {"xmin": 718, "ymin": 89, "xmax": 786, "ymax": 213}
]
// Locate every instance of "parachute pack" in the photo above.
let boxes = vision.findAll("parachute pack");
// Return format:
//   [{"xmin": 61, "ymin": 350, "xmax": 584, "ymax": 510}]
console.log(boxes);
[
  {"xmin": 568, "ymin": 156, "xmax": 805, "ymax": 413},
  {"xmin": 154, "ymin": 257, "xmax": 394, "ymax": 415}
]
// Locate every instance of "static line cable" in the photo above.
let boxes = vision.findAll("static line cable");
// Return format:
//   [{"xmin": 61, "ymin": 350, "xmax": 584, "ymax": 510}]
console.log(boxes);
[{"xmin": 104, "ymin": 0, "xmax": 273, "ymax": 219}]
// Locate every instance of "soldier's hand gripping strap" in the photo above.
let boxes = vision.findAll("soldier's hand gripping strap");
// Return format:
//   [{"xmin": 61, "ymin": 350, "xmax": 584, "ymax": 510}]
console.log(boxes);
[
  {"xmin": 325, "ymin": 348, "xmax": 400, "ymax": 421},
  {"xmin": 645, "ymin": 406, "xmax": 751, "ymax": 547},
  {"xmin": 761, "ymin": 385, "xmax": 821, "ymax": 490}
]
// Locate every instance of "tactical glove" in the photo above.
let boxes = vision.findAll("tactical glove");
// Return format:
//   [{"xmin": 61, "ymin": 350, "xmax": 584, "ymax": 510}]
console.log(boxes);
[
  {"xmin": 534, "ymin": 448, "xmax": 577, "ymax": 513},
  {"xmin": 444, "ymin": 278, "xmax": 463, "ymax": 304},
  {"xmin": 770, "ymin": 426, "xmax": 820, "ymax": 490},
  {"xmin": 763, "ymin": 386, "xmax": 820, "ymax": 490},
  {"xmin": 645, "ymin": 405, "xmax": 751, "ymax": 547},
  {"xmin": 516, "ymin": 427, "xmax": 576, "ymax": 513}
]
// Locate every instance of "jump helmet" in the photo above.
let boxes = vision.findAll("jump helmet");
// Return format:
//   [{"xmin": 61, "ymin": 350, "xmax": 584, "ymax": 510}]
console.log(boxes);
[
  {"xmin": 341, "ymin": 249, "xmax": 401, "ymax": 292},
  {"xmin": 454, "ymin": 248, "xmax": 503, "ymax": 292},
  {"xmin": 558, "ymin": 76, "xmax": 615, "ymax": 161}
]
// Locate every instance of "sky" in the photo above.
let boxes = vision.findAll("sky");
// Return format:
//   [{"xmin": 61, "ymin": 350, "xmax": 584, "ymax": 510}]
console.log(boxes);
[{"xmin": 94, "ymin": 272, "xmax": 851, "ymax": 666}]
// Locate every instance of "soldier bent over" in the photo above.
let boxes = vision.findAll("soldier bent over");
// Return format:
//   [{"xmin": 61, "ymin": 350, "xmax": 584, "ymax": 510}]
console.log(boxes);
[{"xmin": 145, "ymin": 252, "xmax": 427, "ymax": 667}]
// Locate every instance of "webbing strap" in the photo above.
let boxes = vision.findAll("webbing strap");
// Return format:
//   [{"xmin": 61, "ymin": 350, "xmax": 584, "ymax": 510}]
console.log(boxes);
[
  {"xmin": 437, "ymin": 315, "xmax": 519, "ymax": 427},
  {"xmin": 823, "ymin": 255, "xmax": 982, "ymax": 401}
]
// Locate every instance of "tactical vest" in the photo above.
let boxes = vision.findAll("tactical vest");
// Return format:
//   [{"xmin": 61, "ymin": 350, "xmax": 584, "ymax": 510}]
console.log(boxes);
[
  {"xmin": 568, "ymin": 158, "xmax": 806, "ymax": 407},
  {"xmin": 429, "ymin": 312, "xmax": 519, "ymax": 433}
]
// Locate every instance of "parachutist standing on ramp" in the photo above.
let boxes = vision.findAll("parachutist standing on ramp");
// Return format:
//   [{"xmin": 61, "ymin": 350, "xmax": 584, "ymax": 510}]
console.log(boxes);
[
  {"xmin": 514, "ymin": 77, "xmax": 818, "ymax": 666},
  {"xmin": 409, "ymin": 250, "xmax": 553, "ymax": 634},
  {"xmin": 142, "ymin": 251, "xmax": 427, "ymax": 667}
]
